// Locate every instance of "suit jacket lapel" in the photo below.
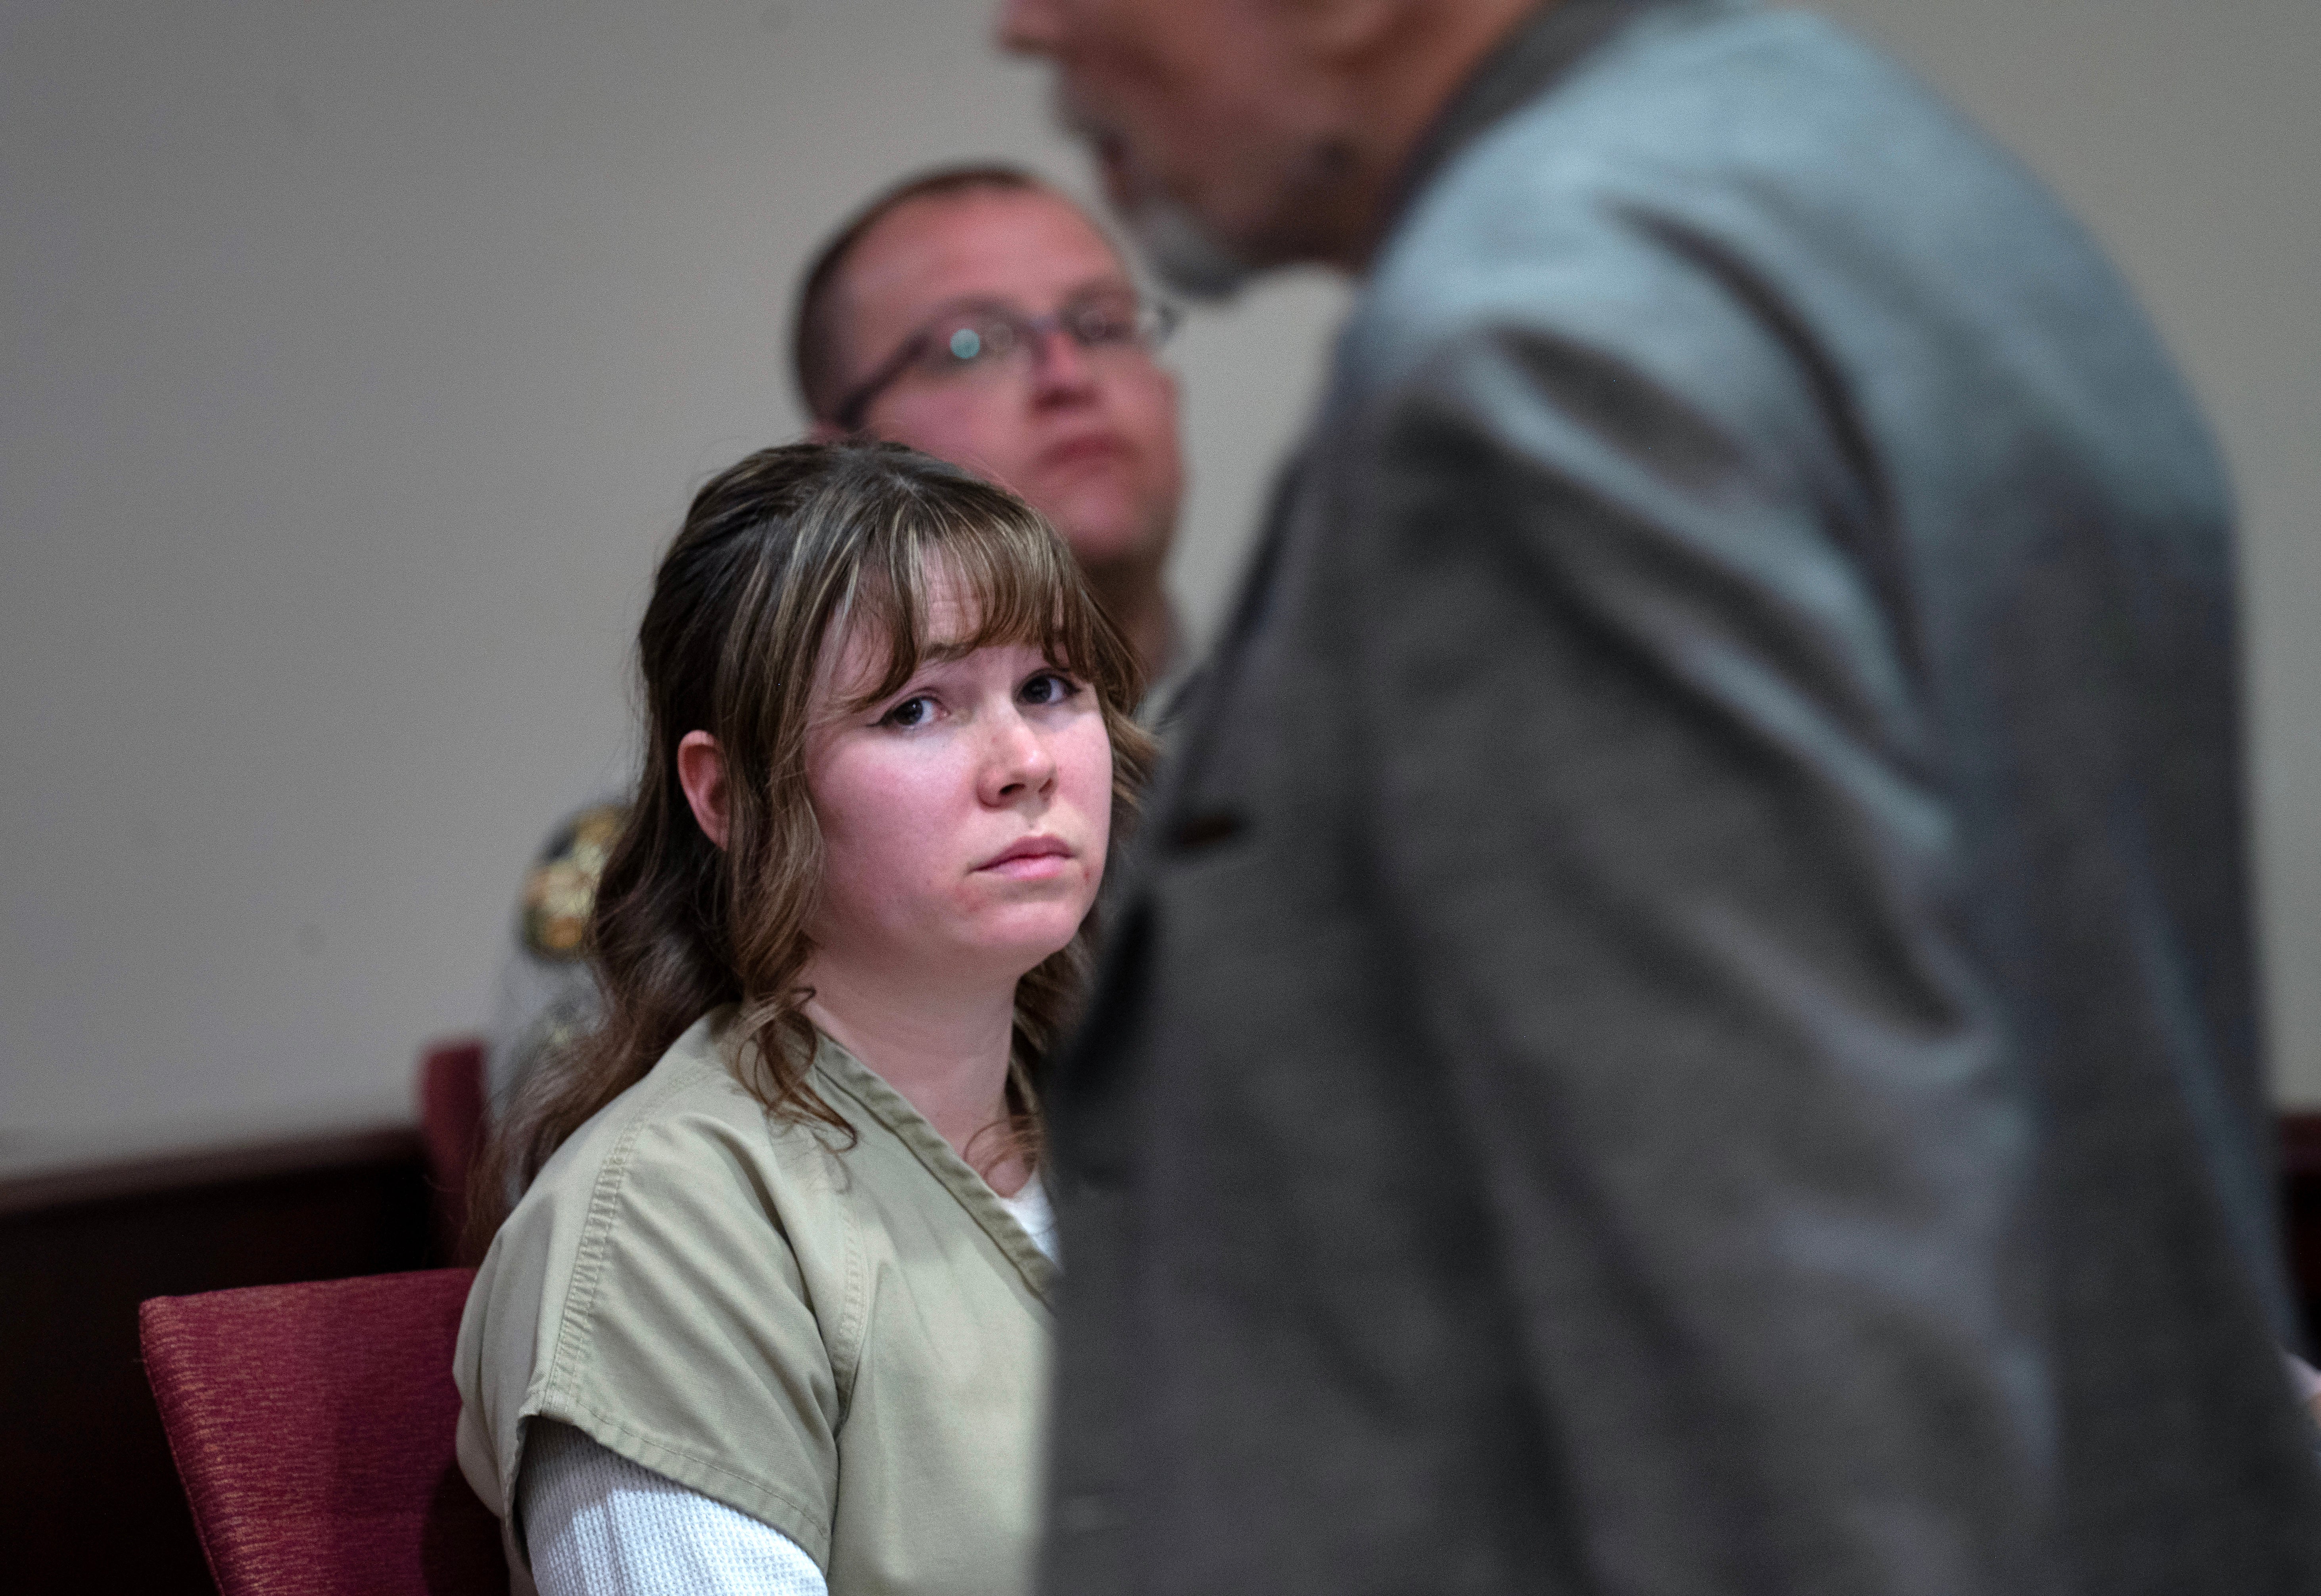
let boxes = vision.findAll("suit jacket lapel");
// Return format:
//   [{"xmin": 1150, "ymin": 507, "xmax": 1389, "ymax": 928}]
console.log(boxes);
[{"xmin": 1135, "ymin": 443, "xmax": 1314, "ymax": 858}]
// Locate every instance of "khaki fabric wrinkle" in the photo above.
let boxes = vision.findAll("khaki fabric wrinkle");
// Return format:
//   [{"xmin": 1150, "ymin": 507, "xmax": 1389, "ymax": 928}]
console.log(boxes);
[{"xmin": 811, "ymin": 1051, "xmax": 1058, "ymax": 1304}]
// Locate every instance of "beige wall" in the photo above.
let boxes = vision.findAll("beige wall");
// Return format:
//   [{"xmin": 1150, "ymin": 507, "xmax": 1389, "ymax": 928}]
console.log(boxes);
[
  {"xmin": 0, "ymin": 0, "xmax": 1348, "ymax": 1143},
  {"xmin": 2, "ymin": 0, "xmax": 2314, "ymax": 1145}
]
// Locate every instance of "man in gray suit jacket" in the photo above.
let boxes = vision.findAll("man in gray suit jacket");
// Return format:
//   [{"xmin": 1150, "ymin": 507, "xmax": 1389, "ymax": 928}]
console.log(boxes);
[{"xmin": 1002, "ymin": 0, "xmax": 2321, "ymax": 1590}]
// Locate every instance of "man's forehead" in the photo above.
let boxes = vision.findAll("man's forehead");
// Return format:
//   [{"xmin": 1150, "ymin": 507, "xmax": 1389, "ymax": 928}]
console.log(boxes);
[{"xmin": 838, "ymin": 188, "xmax": 1134, "ymax": 332}]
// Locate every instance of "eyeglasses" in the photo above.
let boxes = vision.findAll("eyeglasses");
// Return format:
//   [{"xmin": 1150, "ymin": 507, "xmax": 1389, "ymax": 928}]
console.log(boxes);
[{"xmin": 833, "ymin": 290, "xmax": 1180, "ymax": 431}]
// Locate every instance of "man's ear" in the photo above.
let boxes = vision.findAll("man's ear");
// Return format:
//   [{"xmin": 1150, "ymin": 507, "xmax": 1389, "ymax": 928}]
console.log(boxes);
[{"xmin": 676, "ymin": 730, "xmax": 731, "ymax": 849}]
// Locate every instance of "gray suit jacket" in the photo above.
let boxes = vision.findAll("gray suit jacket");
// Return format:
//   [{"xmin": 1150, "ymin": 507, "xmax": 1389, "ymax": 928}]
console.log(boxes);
[{"xmin": 1039, "ymin": 3, "xmax": 2321, "ymax": 1592}]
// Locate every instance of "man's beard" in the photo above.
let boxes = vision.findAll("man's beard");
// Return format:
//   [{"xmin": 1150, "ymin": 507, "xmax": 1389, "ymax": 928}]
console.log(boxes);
[
  {"xmin": 1118, "ymin": 187, "xmax": 1256, "ymax": 303},
  {"xmin": 1052, "ymin": 84, "xmax": 1256, "ymax": 302}
]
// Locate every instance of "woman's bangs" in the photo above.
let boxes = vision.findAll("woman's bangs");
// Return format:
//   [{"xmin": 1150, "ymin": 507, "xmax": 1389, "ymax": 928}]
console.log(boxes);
[{"xmin": 837, "ymin": 505, "xmax": 1100, "ymax": 708}]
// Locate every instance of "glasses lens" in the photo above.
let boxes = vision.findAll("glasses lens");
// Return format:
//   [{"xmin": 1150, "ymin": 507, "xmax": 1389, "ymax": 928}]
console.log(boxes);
[
  {"xmin": 919, "ymin": 313, "xmax": 1020, "ymax": 378},
  {"xmin": 1064, "ymin": 294, "xmax": 1142, "ymax": 348},
  {"xmin": 1069, "ymin": 296, "xmax": 1179, "ymax": 354}
]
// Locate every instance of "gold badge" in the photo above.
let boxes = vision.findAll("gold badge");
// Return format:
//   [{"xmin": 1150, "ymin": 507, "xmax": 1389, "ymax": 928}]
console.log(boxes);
[{"xmin": 521, "ymin": 804, "xmax": 627, "ymax": 960}]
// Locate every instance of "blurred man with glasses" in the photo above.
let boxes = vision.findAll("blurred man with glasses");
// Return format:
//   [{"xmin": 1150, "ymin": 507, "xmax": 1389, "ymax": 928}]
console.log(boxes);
[
  {"xmin": 800, "ymin": 164, "xmax": 1190, "ymax": 700},
  {"xmin": 484, "ymin": 164, "xmax": 1193, "ymax": 1142}
]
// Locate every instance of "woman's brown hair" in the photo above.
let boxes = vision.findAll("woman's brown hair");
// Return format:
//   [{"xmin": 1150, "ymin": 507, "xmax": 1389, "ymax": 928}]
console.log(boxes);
[{"xmin": 478, "ymin": 440, "xmax": 1154, "ymax": 1229}]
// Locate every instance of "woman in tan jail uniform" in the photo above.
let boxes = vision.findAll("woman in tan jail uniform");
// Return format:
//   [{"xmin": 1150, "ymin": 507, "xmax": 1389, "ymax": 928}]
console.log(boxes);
[{"xmin": 456, "ymin": 441, "xmax": 1153, "ymax": 1596}]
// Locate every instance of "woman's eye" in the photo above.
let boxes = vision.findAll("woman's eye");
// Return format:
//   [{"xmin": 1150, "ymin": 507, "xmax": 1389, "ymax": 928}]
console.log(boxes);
[
  {"xmin": 879, "ymin": 695, "xmax": 935, "ymax": 729},
  {"xmin": 1021, "ymin": 671, "xmax": 1081, "ymax": 707}
]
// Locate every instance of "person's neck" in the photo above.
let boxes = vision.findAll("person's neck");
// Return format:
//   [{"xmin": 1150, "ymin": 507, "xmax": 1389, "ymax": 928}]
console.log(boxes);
[
  {"xmin": 1083, "ymin": 562, "xmax": 1179, "ymax": 686},
  {"xmin": 801, "ymin": 955, "xmax": 1031, "ymax": 1195},
  {"xmin": 1312, "ymin": 0, "xmax": 1551, "ymax": 272}
]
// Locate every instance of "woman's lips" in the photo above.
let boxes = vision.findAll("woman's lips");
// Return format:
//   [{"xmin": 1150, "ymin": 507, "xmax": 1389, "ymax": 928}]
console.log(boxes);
[{"xmin": 977, "ymin": 836, "xmax": 1074, "ymax": 880}]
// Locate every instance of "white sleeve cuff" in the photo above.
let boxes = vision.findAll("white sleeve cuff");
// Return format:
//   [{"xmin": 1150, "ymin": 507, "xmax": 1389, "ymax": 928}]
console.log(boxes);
[{"xmin": 520, "ymin": 1420, "xmax": 827, "ymax": 1596}]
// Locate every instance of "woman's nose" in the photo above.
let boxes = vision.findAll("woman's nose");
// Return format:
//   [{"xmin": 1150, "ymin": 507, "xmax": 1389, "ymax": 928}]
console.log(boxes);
[{"xmin": 982, "ymin": 707, "xmax": 1058, "ymax": 802}]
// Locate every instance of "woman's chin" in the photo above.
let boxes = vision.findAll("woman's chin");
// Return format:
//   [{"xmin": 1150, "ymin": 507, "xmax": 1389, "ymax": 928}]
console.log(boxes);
[{"xmin": 964, "ymin": 913, "xmax": 1090, "ymax": 981}]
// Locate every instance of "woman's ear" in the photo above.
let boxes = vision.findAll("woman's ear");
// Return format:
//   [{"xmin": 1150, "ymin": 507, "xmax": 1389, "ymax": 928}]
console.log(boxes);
[{"xmin": 676, "ymin": 730, "xmax": 731, "ymax": 849}]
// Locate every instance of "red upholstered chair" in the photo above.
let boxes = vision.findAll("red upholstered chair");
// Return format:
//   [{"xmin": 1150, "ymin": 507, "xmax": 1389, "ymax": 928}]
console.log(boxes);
[
  {"xmin": 419, "ymin": 1037, "xmax": 490, "ymax": 1264},
  {"xmin": 140, "ymin": 1269, "xmax": 505, "ymax": 1596}
]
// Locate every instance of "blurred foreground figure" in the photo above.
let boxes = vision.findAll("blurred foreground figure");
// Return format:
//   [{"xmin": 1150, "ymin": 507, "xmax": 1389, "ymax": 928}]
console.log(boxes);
[
  {"xmin": 1002, "ymin": 0, "xmax": 2321, "ymax": 1590},
  {"xmin": 490, "ymin": 167, "xmax": 1188, "ymax": 1113}
]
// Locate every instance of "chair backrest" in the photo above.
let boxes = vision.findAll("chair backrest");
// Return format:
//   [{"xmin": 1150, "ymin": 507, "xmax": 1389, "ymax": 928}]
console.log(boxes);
[
  {"xmin": 140, "ymin": 1268, "xmax": 504, "ymax": 1596},
  {"xmin": 418, "ymin": 1038, "xmax": 490, "ymax": 1264}
]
